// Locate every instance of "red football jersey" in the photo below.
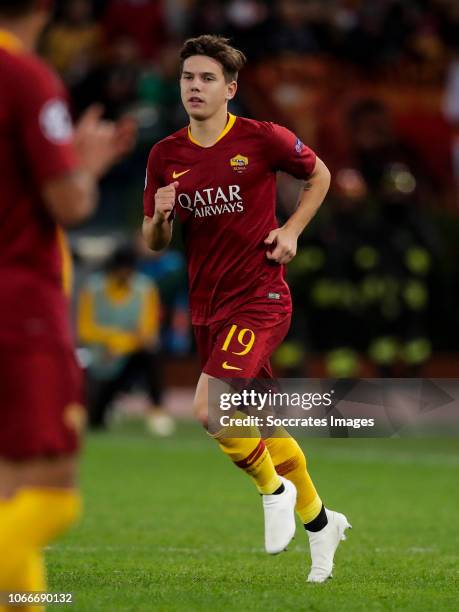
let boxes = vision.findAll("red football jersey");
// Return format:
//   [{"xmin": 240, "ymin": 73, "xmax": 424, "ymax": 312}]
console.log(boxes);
[
  {"xmin": 0, "ymin": 32, "xmax": 79, "ymax": 347},
  {"xmin": 143, "ymin": 114, "xmax": 316, "ymax": 325}
]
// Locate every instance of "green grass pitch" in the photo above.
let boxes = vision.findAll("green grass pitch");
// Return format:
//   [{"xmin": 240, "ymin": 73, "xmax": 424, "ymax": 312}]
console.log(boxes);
[{"xmin": 47, "ymin": 422, "xmax": 459, "ymax": 611}]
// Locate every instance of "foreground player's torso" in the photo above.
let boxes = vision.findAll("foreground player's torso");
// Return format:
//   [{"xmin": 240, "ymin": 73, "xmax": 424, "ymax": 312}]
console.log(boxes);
[{"xmin": 0, "ymin": 40, "xmax": 78, "ymax": 347}]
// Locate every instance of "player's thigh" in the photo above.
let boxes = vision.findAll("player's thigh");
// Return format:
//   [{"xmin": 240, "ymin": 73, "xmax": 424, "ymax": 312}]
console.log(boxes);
[
  {"xmin": 0, "ymin": 456, "xmax": 78, "ymax": 499},
  {"xmin": 193, "ymin": 371, "xmax": 209, "ymax": 424},
  {"xmin": 203, "ymin": 311, "xmax": 291, "ymax": 379},
  {"xmin": 0, "ymin": 345, "xmax": 85, "ymax": 494}
]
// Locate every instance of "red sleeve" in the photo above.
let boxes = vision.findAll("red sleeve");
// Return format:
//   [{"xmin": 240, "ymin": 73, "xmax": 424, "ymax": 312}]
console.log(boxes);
[
  {"xmin": 17, "ymin": 57, "xmax": 79, "ymax": 186},
  {"xmin": 267, "ymin": 123, "xmax": 316, "ymax": 179},
  {"xmin": 143, "ymin": 144, "xmax": 165, "ymax": 217}
]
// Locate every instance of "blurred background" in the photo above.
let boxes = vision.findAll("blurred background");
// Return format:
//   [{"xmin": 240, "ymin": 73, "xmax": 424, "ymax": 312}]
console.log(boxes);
[{"xmin": 41, "ymin": 0, "xmax": 459, "ymax": 429}]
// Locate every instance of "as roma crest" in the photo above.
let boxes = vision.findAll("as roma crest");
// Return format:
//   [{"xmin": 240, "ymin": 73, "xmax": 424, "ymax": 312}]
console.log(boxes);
[{"xmin": 230, "ymin": 154, "xmax": 249, "ymax": 173}]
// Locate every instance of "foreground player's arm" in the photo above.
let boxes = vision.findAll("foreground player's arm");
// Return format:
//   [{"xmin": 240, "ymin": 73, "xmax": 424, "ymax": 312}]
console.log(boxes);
[
  {"xmin": 142, "ymin": 181, "xmax": 179, "ymax": 251},
  {"xmin": 265, "ymin": 157, "xmax": 331, "ymax": 264},
  {"xmin": 18, "ymin": 52, "xmax": 136, "ymax": 228},
  {"xmin": 43, "ymin": 108, "xmax": 136, "ymax": 227}
]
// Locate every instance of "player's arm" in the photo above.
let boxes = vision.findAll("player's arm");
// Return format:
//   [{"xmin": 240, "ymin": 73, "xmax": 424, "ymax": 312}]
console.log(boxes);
[
  {"xmin": 17, "ymin": 54, "xmax": 136, "ymax": 227},
  {"xmin": 142, "ymin": 181, "xmax": 178, "ymax": 251},
  {"xmin": 265, "ymin": 157, "xmax": 330, "ymax": 264},
  {"xmin": 42, "ymin": 170, "xmax": 97, "ymax": 227},
  {"xmin": 285, "ymin": 156, "xmax": 330, "ymax": 232},
  {"xmin": 265, "ymin": 126, "xmax": 331, "ymax": 265},
  {"xmin": 43, "ymin": 108, "xmax": 136, "ymax": 227}
]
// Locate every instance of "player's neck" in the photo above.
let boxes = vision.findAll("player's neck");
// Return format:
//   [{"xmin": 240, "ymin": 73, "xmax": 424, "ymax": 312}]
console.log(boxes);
[{"xmin": 188, "ymin": 106, "xmax": 230, "ymax": 148}]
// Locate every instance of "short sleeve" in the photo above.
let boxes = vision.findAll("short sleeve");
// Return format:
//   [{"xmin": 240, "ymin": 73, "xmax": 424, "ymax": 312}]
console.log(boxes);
[
  {"xmin": 17, "ymin": 60, "xmax": 78, "ymax": 185},
  {"xmin": 143, "ymin": 144, "xmax": 165, "ymax": 217},
  {"xmin": 268, "ymin": 123, "xmax": 316, "ymax": 179}
]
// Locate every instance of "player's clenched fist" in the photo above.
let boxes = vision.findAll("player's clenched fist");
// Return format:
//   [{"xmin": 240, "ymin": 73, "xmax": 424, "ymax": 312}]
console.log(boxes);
[{"xmin": 154, "ymin": 181, "xmax": 179, "ymax": 223}]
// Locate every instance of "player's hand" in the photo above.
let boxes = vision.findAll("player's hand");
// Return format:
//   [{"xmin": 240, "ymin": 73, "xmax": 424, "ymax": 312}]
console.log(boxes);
[
  {"xmin": 153, "ymin": 181, "xmax": 179, "ymax": 224},
  {"xmin": 74, "ymin": 105, "xmax": 137, "ymax": 179},
  {"xmin": 264, "ymin": 227, "xmax": 298, "ymax": 264}
]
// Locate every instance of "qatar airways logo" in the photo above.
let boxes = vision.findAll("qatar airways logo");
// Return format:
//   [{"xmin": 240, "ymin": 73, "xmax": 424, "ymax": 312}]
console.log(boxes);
[{"xmin": 177, "ymin": 185, "xmax": 244, "ymax": 218}]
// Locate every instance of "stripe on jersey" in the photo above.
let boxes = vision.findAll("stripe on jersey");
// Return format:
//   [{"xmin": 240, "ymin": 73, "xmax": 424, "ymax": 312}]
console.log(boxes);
[{"xmin": 56, "ymin": 226, "xmax": 73, "ymax": 296}]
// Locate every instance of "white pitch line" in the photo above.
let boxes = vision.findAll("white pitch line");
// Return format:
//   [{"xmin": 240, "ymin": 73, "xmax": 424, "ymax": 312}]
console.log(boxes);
[
  {"xmin": 47, "ymin": 544, "xmax": 442, "ymax": 557},
  {"xmin": 46, "ymin": 544, "xmax": 309, "ymax": 554}
]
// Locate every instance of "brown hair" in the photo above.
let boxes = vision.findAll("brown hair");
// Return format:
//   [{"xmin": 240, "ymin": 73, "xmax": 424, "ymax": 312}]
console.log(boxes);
[{"xmin": 180, "ymin": 35, "xmax": 247, "ymax": 83}]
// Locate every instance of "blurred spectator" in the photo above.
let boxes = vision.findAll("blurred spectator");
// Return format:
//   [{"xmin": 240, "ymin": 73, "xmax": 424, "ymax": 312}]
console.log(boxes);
[
  {"xmin": 78, "ymin": 245, "xmax": 174, "ymax": 435},
  {"xmin": 73, "ymin": 35, "xmax": 141, "ymax": 118},
  {"xmin": 102, "ymin": 0, "xmax": 168, "ymax": 61},
  {"xmin": 163, "ymin": 0, "xmax": 194, "ymax": 37},
  {"xmin": 42, "ymin": 0, "xmax": 101, "ymax": 86},
  {"xmin": 138, "ymin": 43, "xmax": 185, "ymax": 134},
  {"xmin": 443, "ymin": 46, "xmax": 459, "ymax": 186},
  {"xmin": 285, "ymin": 164, "xmax": 438, "ymax": 377},
  {"xmin": 345, "ymin": 99, "xmax": 436, "ymax": 205},
  {"xmin": 222, "ymin": 0, "xmax": 270, "ymax": 60},
  {"xmin": 188, "ymin": 0, "xmax": 227, "ymax": 37},
  {"xmin": 267, "ymin": 0, "xmax": 323, "ymax": 56},
  {"xmin": 338, "ymin": 0, "xmax": 415, "ymax": 70}
]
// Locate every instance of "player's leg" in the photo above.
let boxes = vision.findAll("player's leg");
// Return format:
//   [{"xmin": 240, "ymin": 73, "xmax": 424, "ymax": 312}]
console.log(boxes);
[
  {"xmin": 193, "ymin": 372, "xmax": 282, "ymax": 494},
  {"xmin": 0, "ymin": 347, "xmax": 84, "ymax": 605},
  {"xmin": 0, "ymin": 458, "xmax": 80, "ymax": 607},
  {"xmin": 264, "ymin": 431, "xmax": 351, "ymax": 580},
  {"xmin": 192, "ymin": 316, "xmax": 297, "ymax": 554},
  {"xmin": 255, "ymin": 362, "xmax": 324, "ymax": 525},
  {"xmin": 193, "ymin": 371, "xmax": 296, "ymax": 554},
  {"xmin": 264, "ymin": 433, "xmax": 323, "ymax": 525},
  {"xmin": 258, "ymin": 361, "xmax": 352, "ymax": 581}
]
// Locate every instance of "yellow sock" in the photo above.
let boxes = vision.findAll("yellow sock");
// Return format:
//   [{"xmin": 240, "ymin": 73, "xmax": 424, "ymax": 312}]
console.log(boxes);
[
  {"xmin": 0, "ymin": 488, "xmax": 81, "ymax": 606},
  {"xmin": 214, "ymin": 434, "xmax": 282, "ymax": 494},
  {"xmin": 265, "ymin": 433, "xmax": 323, "ymax": 523},
  {"xmin": 0, "ymin": 551, "xmax": 46, "ymax": 612}
]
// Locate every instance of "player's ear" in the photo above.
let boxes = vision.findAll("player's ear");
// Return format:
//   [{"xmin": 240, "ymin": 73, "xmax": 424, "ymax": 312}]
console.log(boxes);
[{"xmin": 226, "ymin": 81, "xmax": 238, "ymax": 101}]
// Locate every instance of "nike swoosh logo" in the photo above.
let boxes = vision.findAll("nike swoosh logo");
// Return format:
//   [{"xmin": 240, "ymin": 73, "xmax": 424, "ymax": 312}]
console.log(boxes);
[
  {"xmin": 172, "ymin": 169, "xmax": 191, "ymax": 179},
  {"xmin": 222, "ymin": 361, "xmax": 242, "ymax": 371}
]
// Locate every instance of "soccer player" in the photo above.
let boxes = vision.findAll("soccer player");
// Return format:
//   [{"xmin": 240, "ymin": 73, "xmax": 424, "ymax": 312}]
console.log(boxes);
[
  {"xmin": 143, "ymin": 35, "xmax": 351, "ymax": 583},
  {"xmin": 0, "ymin": 0, "xmax": 135, "ymax": 606}
]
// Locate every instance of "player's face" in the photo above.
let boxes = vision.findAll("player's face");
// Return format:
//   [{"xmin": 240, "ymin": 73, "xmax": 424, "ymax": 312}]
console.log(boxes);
[{"xmin": 180, "ymin": 56, "xmax": 237, "ymax": 121}]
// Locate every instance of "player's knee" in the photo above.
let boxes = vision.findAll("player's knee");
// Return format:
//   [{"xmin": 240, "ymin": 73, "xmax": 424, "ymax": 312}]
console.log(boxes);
[{"xmin": 192, "ymin": 398, "xmax": 209, "ymax": 429}]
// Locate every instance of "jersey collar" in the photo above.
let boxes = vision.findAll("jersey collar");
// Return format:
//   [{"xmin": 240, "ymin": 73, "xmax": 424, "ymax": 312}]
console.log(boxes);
[
  {"xmin": 0, "ymin": 29, "xmax": 23, "ymax": 53},
  {"xmin": 188, "ymin": 113, "xmax": 237, "ymax": 148}
]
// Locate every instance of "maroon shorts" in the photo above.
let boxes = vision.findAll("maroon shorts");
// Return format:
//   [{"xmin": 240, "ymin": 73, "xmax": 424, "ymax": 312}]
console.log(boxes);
[
  {"xmin": 0, "ymin": 344, "xmax": 85, "ymax": 460},
  {"xmin": 194, "ymin": 309, "xmax": 291, "ymax": 379}
]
